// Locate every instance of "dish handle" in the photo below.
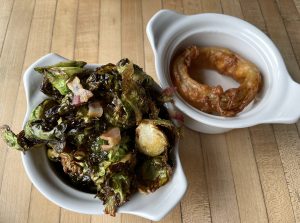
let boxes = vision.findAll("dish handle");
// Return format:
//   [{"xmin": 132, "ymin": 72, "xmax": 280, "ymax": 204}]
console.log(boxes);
[
  {"xmin": 146, "ymin": 9, "xmax": 183, "ymax": 52},
  {"xmin": 269, "ymin": 79, "xmax": 300, "ymax": 124}
]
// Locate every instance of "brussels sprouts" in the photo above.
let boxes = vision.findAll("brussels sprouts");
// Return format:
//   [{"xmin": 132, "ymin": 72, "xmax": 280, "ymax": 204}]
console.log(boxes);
[
  {"xmin": 1, "ymin": 58, "xmax": 179, "ymax": 216},
  {"xmin": 135, "ymin": 120, "xmax": 168, "ymax": 157},
  {"xmin": 138, "ymin": 155, "xmax": 172, "ymax": 193},
  {"xmin": 97, "ymin": 163, "xmax": 134, "ymax": 216},
  {"xmin": 135, "ymin": 119, "xmax": 178, "ymax": 157}
]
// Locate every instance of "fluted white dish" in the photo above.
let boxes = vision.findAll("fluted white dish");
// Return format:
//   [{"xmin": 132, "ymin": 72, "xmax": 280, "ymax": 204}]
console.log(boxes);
[
  {"xmin": 21, "ymin": 53, "xmax": 187, "ymax": 221},
  {"xmin": 147, "ymin": 10, "xmax": 300, "ymax": 134}
]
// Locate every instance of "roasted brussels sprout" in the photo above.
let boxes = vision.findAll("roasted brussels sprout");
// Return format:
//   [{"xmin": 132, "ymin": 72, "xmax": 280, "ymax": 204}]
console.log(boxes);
[
  {"xmin": 137, "ymin": 155, "xmax": 172, "ymax": 193},
  {"xmin": 135, "ymin": 120, "xmax": 168, "ymax": 157}
]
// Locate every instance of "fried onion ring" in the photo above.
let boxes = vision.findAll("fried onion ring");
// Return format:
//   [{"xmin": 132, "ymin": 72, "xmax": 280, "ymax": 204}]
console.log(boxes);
[{"xmin": 171, "ymin": 46, "xmax": 262, "ymax": 116}]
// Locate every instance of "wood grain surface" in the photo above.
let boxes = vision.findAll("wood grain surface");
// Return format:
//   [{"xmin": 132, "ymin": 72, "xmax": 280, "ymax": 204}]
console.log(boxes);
[{"xmin": 0, "ymin": 0, "xmax": 300, "ymax": 222}]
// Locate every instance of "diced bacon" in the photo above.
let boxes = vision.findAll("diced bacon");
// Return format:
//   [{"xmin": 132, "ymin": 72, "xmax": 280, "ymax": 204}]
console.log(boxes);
[
  {"xmin": 162, "ymin": 86, "xmax": 177, "ymax": 97},
  {"xmin": 88, "ymin": 101, "xmax": 103, "ymax": 118},
  {"xmin": 67, "ymin": 77, "xmax": 93, "ymax": 105},
  {"xmin": 169, "ymin": 110, "xmax": 184, "ymax": 123},
  {"xmin": 72, "ymin": 95, "xmax": 81, "ymax": 105},
  {"xmin": 100, "ymin": 127, "xmax": 121, "ymax": 151}
]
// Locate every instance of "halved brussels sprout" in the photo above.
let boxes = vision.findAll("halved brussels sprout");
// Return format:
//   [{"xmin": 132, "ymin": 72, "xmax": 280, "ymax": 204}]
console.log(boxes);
[{"xmin": 135, "ymin": 119, "xmax": 170, "ymax": 157}]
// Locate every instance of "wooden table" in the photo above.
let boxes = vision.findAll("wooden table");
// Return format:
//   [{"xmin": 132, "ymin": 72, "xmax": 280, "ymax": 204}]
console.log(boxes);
[{"xmin": 0, "ymin": 0, "xmax": 300, "ymax": 222}]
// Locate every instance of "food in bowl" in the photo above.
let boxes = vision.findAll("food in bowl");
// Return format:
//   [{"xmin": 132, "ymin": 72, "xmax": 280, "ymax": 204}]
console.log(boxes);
[
  {"xmin": 0, "ymin": 58, "xmax": 179, "ymax": 216},
  {"xmin": 171, "ymin": 45, "xmax": 262, "ymax": 116}
]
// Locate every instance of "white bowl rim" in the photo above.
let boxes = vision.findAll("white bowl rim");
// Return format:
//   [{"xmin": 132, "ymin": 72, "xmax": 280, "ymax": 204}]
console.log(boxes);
[{"xmin": 147, "ymin": 10, "xmax": 300, "ymax": 130}]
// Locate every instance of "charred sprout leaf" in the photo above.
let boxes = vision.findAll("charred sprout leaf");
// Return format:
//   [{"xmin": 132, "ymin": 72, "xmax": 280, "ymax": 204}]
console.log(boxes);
[
  {"xmin": 59, "ymin": 151, "xmax": 92, "ymax": 186},
  {"xmin": 45, "ymin": 67, "xmax": 85, "ymax": 95},
  {"xmin": 118, "ymin": 61, "xmax": 149, "ymax": 124},
  {"xmin": 0, "ymin": 126, "xmax": 41, "ymax": 151},
  {"xmin": 35, "ymin": 61, "xmax": 87, "ymax": 95},
  {"xmin": 24, "ymin": 121, "xmax": 67, "ymax": 141},
  {"xmin": 34, "ymin": 61, "xmax": 86, "ymax": 72},
  {"xmin": 105, "ymin": 96, "xmax": 135, "ymax": 128},
  {"xmin": 29, "ymin": 99, "xmax": 58, "ymax": 121},
  {"xmin": 40, "ymin": 77, "xmax": 63, "ymax": 99},
  {"xmin": 85, "ymin": 63, "xmax": 121, "ymax": 93},
  {"xmin": 98, "ymin": 163, "xmax": 133, "ymax": 216},
  {"xmin": 47, "ymin": 140, "xmax": 66, "ymax": 153},
  {"xmin": 57, "ymin": 93, "xmax": 74, "ymax": 115},
  {"xmin": 138, "ymin": 155, "xmax": 172, "ymax": 193},
  {"xmin": 108, "ymin": 136, "xmax": 131, "ymax": 163},
  {"xmin": 132, "ymin": 64, "xmax": 156, "ymax": 88},
  {"xmin": 1, "ymin": 125, "xmax": 24, "ymax": 151}
]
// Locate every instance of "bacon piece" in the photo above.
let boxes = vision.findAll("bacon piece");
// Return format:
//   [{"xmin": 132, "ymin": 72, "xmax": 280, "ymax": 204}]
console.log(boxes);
[
  {"xmin": 169, "ymin": 110, "xmax": 184, "ymax": 123},
  {"xmin": 100, "ymin": 128, "xmax": 121, "ymax": 151},
  {"xmin": 162, "ymin": 86, "xmax": 177, "ymax": 97},
  {"xmin": 72, "ymin": 95, "xmax": 81, "ymax": 105},
  {"xmin": 67, "ymin": 77, "xmax": 93, "ymax": 105},
  {"xmin": 160, "ymin": 87, "xmax": 177, "ymax": 103},
  {"xmin": 88, "ymin": 101, "xmax": 103, "ymax": 118}
]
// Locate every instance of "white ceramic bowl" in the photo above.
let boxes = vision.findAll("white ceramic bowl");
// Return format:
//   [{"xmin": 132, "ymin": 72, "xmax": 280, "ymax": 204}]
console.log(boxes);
[
  {"xmin": 21, "ymin": 53, "xmax": 187, "ymax": 221},
  {"xmin": 147, "ymin": 10, "xmax": 300, "ymax": 134}
]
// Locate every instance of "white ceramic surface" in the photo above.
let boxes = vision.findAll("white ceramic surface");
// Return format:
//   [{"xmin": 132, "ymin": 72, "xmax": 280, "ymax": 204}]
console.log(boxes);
[
  {"xmin": 146, "ymin": 10, "xmax": 300, "ymax": 134},
  {"xmin": 21, "ymin": 53, "xmax": 187, "ymax": 221}
]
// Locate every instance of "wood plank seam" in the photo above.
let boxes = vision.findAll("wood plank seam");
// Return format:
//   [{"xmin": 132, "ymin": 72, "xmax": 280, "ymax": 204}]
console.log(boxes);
[
  {"xmin": 295, "ymin": 0, "xmax": 300, "ymax": 13},
  {"xmin": 218, "ymin": 0, "xmax": 223, "ymax": 11},
  {"xmin": 253, "ymin": 0, "xmax": 271, "ymax": 36},
  {"xmin": 139, "ymin": 2, "xmax": 146, "ymax": 69},
  {"xmin": 179, "ymin": 202, "xmax": 184, "ymax": 223},
  {"xmin": 237, "ymin": 0, "xmax": 267, "ymax": 33},
  {"xmin": 97, "ymin": 0, "xmax": 101, "ymax": 63},
  {"xmin": 120, "ymin": 0, "xmax": 123, "ymax": 60},
  {"xmin": 26, "ymin": 186, "xmax": 34, "ymax": 223},
  {"xmin": 276, "ymin": 0, "xmax": 300, "ymax": 22},
  {"xmin": 224, "ymin": 134, "xmax": 242, "ymax": 223},
  {"xmin": 271, "ymin": 124, "xmax": 297, "ymax": 220},
  {"xmin": 273, "ymin": 0, "xmax": 300, "ymax": 71},
  {"xmin": 248, "ymin": 129, "xmax": 271, "ymax": 222},
  {"xmin": 49, "ymin": 0, "xmax": 59, "ymax": 51},
  {"xmin": 0, "ymin": 0, "xmax": 37, "ymax": 192},
  {"xmin": 73, "ymin": 0, "xmax": 80, "ymax": 60},
  {"xmin": 199, "ymin": 135, "xmax": 213, "ymax": 221},
  {"xmin": 0, "ymin": 0, "xmax": 16, "ymax": 57}
]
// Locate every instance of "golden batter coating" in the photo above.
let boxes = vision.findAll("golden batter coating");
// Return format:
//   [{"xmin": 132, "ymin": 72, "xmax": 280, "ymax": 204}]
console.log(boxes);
[{"xmin": 171, "ymin": 46, "xmax": 262, "ymax": 116}]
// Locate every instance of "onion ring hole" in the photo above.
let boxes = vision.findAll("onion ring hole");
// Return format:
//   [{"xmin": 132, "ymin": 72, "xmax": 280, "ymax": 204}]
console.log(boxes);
[{"xmin": 170, "ymin": 46, "xmax": 262, "ymax": 117}]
